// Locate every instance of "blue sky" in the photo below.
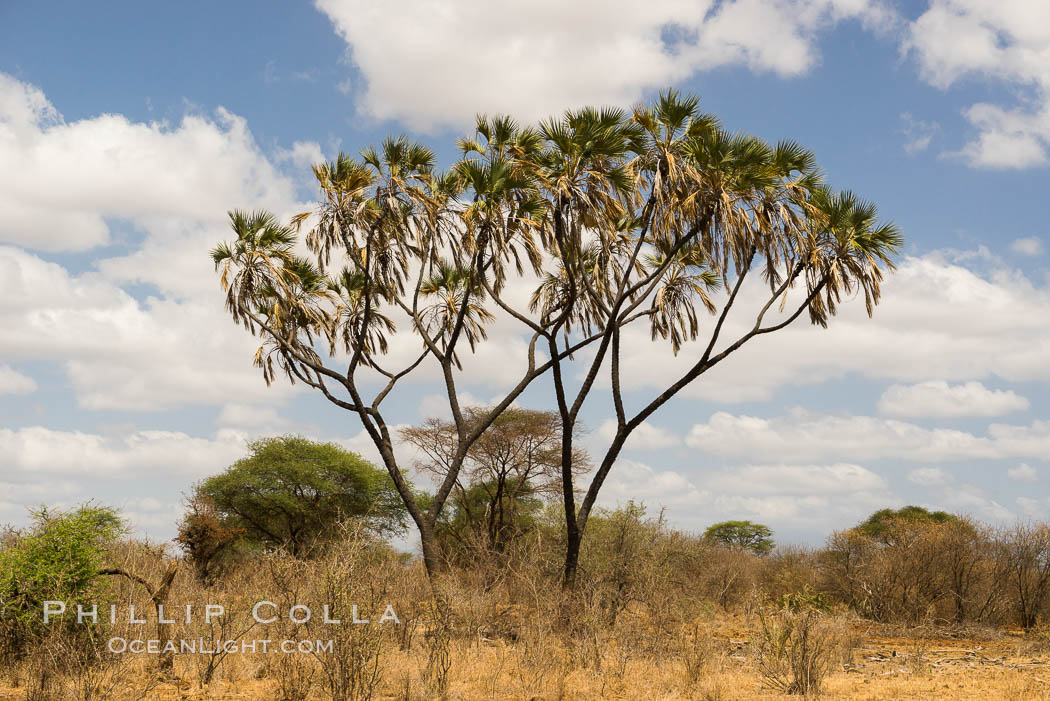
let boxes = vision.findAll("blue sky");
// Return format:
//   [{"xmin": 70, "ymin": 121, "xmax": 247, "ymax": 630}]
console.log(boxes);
[{"xmin": 1, "ymin": 0, "xmax": 1048, "ymax": 546}]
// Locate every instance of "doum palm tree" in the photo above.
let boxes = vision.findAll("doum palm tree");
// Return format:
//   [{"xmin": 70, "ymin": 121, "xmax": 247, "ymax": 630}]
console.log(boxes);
[{"xmin": 212, "ymin": 91, "xmax": 900, "ymax": 586}]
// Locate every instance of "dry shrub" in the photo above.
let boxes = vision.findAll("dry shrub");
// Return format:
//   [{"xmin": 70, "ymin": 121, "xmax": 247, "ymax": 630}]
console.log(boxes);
[
  {"xmin": 272, "ymin": 651, "xmax": 317, "ymax": 701},
  {"xmin": 761, "ymin": 546, "xmax": 822, "ymax": 603},
  {"xmin": 697, "ymin": 679, "xmax": 731, "ymax": 701},
  {"xmin": 175, "ymin": 494, "xmax": 244, "ymax": 586},
  {"xmin": 679, "ymin": 622, "xmax": 726, "ymax": 688},
  {"xmin": 821, "ymin": 518, "xmax": 1015, "ymax": 626},
  {"xmin": 18, "ymin": 626, "xmax": 161, "ymax": 701},
  {"xmin": 264, "ymin": 596, "xmax": 319, "ymax": 701},
  {"xmin": 422, "ymin": 624, "xmax": 452, "ymax": 698},
  {"xmin": 997, "ymin": 522, "xmax": 1050, "ymax": 629},
  {"xmin": 6, "ymin": 539, "xmax": 174, "ymax": 700},
  {"xmin": 302, "ymin": 528, "xmax": 395, "ymax": 701},
  {"xmin": 750, "ymin": 605, "xmax": 852, "ymax": 696},
  {"xmin": 697, "ymin": 545, "xmax": 760, "ymax": 612},
  {"xmin": 902, "ymin": 636, "xmax": 933, "ymax": 676},
  {"xmin": 514, "ymin": 629, "xmax": 569, "ymax": 697},
  {"xmin": 1016, "ymin": 623, "xmax": 1050, "ymax": 656},
  {"xmin": 186, "ymin": 598, "xmax": 258, "ymax": 687},
  {"xmin": 11, "ymin": 498, "xmax": 1050, "ymax": 700}
]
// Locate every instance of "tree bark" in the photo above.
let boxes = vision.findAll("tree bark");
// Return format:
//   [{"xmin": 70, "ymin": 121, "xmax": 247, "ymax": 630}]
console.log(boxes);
[
  {"xmin": 563, "ymin": 523, "xmax": 582, "ymax": 590},
  {"xmin": 418, "ymin": 522, "xmax": 446, "ymax": 581}
]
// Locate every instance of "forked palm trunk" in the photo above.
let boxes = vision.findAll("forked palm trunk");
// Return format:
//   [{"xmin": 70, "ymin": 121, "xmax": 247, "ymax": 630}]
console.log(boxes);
[{"xmin": 419, "ymin": 522, "xmax": 446, "ymax": 582}]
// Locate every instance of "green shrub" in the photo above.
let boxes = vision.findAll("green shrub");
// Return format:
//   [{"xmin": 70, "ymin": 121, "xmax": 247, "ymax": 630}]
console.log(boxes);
[
  {"xmin": 779, "ymin": 585, "xmax": 831, "ymax": 614},
  {"xmin": 0, "ymin": 503, "xmax": 125, "ymax": 660}
]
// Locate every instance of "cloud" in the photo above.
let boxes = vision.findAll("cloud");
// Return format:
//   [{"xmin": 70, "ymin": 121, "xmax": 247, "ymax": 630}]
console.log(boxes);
[
  {"xmin": 1011, "ymin": 236, "xmax": 1044, "ymax": 255},
  {"xmin": 0, "ymin": 73, "xmax": 298, "ymax": 253},
  {"xmin": 707, "ymin": 463, "xmax": 888, "ymax": 494},
  {"xmin": 609, "ymin": 253, "xmax": 1050, "ymax": 402},
  {"xmin": 952, "ymin": 102, "xmax": 1050, "ymax": 169},
  {"xmin": 0, "ymin": 74, "xmax": 323, "ymax": 412},
  {"xmin": 599, "ymin": 458, "xmax": 896, "ymax": 531},
  {"xmin": 275, "ymin": 140, "xmax": 325, "ymax": 171},
  {"xmin": 316, "ymin": 0, "xmax": 893, "ymax": 131},
  {"xmin": 900, "ymin": 112, "xmax": 940, "ymax": 153},
  {"xmin": 1007, "ymin": 463, "xmax": 1038, "ymax": 482},
  {"xmin": 0, "ymin": 426, "xmax": 249, "ymax": 479},
  {"xmin": 908, "ymin": 466, "xmax": 954, "ymax": 486},
  {"xmin": 416, "ymin": 392, "xmax": 489, "ymax": 421},
  {"xmin": 600, "ymin": 459, "xmax": 711, "ymax": 508},
  {"xmin": 119, "ymin": 496, "xmax": 184, "ymax": 536},
  {"xmin": 336, "ymin": 425, "xmax": 428, "ymax": 478},
  {"xmin": 0, "ymin": 73, "xmax": 555, "ymax": 419},
  {"xmin": 904, "ymin": 2, "xmax": 1050, "ymax": 168},
  {"xmin": 935, "ymin": 483, "xmax": 1014, "ymax": 521},
  {"xmin": 215, "ymin": 403, "xmax": 291, "ymax": 431},
  {"xmin": 1017, "ymin": 496, "xmax": 1049, "ymax": 517},
  {"xmin": 878, "ymin": 380, "xmax": 1029, "ymax": 418},
  {"xmin": 596, "ymin": 419, "xmax": 679, "ymax": 451},
  {"xmin": 0, "ymin": 480, "xmax": 83, "ymax": 526},
  {"xmin": 0, "ymin": 247, "xmax": 300, "ymax": 411},
  {"xmin": 685, "ymin": 408, "xmax": 1050, "ymax": 463},
  {"xmin": 0, "ymin": 365, "xmax": 37, "ymax": 395}
]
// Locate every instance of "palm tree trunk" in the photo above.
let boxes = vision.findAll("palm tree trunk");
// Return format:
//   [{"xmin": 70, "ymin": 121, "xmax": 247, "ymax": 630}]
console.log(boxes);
[
  {"xmin": 419, "ymin": 522, "xmax": 445, "ymax": 581},
  {"xmin": 563, "ymin": 523, "xmax": 582, "ymax": 590}
]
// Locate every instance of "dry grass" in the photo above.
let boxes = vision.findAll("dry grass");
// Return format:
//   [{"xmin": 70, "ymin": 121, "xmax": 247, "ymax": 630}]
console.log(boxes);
[{"xmin": 3, "ymin": 613, "xmax": 1050, "ymax": 700}]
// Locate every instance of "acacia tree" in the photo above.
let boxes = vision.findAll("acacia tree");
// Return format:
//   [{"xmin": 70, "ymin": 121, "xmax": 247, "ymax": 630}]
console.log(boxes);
[
  {"xmin": 400, "ymin": 407, "xmax": 588, "ymax": 558},
  {"xmin": 213, "ymin": 91, "xmax": 899, "ymax": 585},
  {"xmin": 185, "ymin": 436, "xmax": 404, "ymax": 558},
  {"xmin": 704, "ymin": 520, "xmax": 775, "ymax": 556}
]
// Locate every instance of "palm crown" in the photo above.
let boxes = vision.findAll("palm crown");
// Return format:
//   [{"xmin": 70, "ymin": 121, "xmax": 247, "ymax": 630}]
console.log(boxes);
[{"xmin": 213, "ymin": 91, "xmax": 900, "ymax": 383}]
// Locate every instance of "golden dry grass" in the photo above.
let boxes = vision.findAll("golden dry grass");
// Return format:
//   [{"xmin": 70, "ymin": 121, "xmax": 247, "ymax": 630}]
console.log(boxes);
[{"xmin": 3, "ymin": 616, "xmax": 1049, "ymax": 700}]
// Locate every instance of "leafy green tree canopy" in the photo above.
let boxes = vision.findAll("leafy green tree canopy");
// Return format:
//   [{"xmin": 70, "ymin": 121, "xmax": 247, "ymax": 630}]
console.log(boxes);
[
  {"xmin": 703, "ymin": 520, "xmax": 775, "ymax": 556},
  {"xmin": 194, "ymin": 436, "xmax": 406, "ymax": 556},
  {"xmin": 855, "ymin": 505, "xmax": 962, "ymax": 541}
]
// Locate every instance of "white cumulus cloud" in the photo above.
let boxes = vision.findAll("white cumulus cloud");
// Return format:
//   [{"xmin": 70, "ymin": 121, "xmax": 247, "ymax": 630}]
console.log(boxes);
[
  {"xmin": 609, "ymin": 253, "xmax": 1050, "ymax": 402},
  {"xmin": 0, "ymin": 365, "xmax": 37, "ymax": 395},
  {"xmin": 1007, "ymin": 463, "xmax": 1038, "ymax": 482},
  {"xmin": 1010, "ymin": 236, "xmax": 1044, "ymax": 255},
  {"xmin": 316, "ymin": 0, "xmax": 893, "ymax": 131},
  {"xmin": 904, "ymin": 1, "xmax": 1050, "ymax": 169},
  {"xmin": 707, "ymin": 462, "xmax": 888, "ymax": 494},
  {"xmin": 877, "ymin": 380, "xmax": 1029, "ymax": 418},
  {"xmin": 596, "ymin": 419, "xmax": 680, "ymax": 451},
  {"xmin": 0, "ymin": 246, "xmax": 299, "ymax": 411},
  {"xmin": 0, "ymin": 426, "xmax": 250, "ymax": 478},
  {"xmin": 0, "ymin": 72, "xmax": 299, "ymax": 252},
  {"xmin": 685, "ymin": 408, "xmax": 1050, "ymax": 463},
  {"xmin": 908, "ymin": 466, "xmax": 954, "ymax": 486},
  {"xmin": 599, "ymin": 458, "xmax": 896, "ymax": 532}
]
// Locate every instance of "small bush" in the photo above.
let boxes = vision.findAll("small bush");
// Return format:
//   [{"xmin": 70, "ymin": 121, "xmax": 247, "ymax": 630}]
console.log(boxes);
[{"xmin": 750, "ymin": 605, "xmax": 848, "ymax": 695}]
